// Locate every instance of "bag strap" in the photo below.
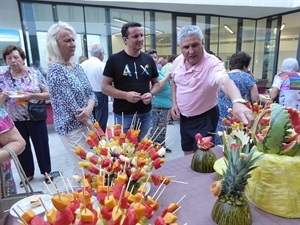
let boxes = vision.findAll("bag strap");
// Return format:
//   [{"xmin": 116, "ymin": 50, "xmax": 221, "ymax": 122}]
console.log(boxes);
[{"xmin": 1, "ymin": 147, "xmax": 35, "ymax": 197}]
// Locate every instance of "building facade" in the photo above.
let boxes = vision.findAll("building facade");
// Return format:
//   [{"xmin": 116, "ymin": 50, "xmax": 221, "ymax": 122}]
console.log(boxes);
[{"xmin": 0, "ymin": 0, "xmax": 299, "ymax": 85}]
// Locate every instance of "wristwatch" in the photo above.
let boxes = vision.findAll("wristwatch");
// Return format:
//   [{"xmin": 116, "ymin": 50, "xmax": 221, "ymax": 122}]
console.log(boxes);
[
  {"xmin": 149, "ymin": 91, "xmax": 154, "ymax": 97},
  {"xmin": 232, "ymin": 98, "xmax": 246, "ymax": 104}
]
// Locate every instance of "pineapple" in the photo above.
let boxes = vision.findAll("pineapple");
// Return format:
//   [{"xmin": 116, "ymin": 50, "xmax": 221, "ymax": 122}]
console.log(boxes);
[{"xmin": 211, "ymin": 132, "xmax": 263, "ymax": 225}]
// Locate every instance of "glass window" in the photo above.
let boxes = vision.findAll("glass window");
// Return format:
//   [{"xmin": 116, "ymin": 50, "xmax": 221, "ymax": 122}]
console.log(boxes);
[
  {"xmin": 154, "ymin": 12, "xmax": 172, "ymax": 59},
  {"xmin": 208, "ymin": 17, "xmax": 220, "ymax": 59},
  {"xmin": 56, "ymin": 5, "xmax": 85, "ymax": 63},
  {"xmin": 110, "ymin": 8, "xmax": 144, "ymax": 53},
  {"xmin": 33, "ymin": 3, "xmax": 54, "ymax": 31},
  {"xmin": 254, "ymin": 19, "xmax": 267, "ymax": 79},
  {"xmin": 278, "ymin": 12, "xmax": 300, "ymax": 73},
  {"xmin": 254, "ymin": 17, "xmax": 279, "ymax": 84},
  {"xmin": 242, "ymin": 20, "xmax": 256, "ymax": 76},
  {"xmin": 84, "ymin": 7, "xmax": 108, "ymax": 63},
  {"xmin": 176, "ymin": 16, "xmax": 193, "ymax": 53},
  {"xmin": 218, "ymin": 17, "xmax": 238, "ymax": 70}
]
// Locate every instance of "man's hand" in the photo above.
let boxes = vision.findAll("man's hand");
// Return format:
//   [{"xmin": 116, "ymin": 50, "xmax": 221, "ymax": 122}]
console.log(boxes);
[
  {"xmin": 125, "ymin": 91, "xmax": 142, "ymax": 103},
  {"xmin": 141, "ymin": 92, "xmax": 152, "ymax": 105},
  {"xmin": 231, "ymin": 103, "xmax": 254, "ymax": 126},
  {"xmin": 170, "ymin": 104, "xmax": 180, "ymax": 120}
]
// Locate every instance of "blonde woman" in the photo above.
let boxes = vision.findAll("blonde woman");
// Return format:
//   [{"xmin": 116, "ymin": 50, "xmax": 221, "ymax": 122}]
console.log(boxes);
[{"xmin": 46, "ymin": 22, "xmax": 97, "ymax": 171}]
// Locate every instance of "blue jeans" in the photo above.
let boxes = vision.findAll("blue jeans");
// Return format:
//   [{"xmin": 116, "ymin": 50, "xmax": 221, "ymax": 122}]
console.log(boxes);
[
  {"xmin": 94, "ymin": 92, "xmax": 109, "ymax": 132},
  {"xmin": 114, "ymin": 111, "xmax": 152, "ymax": 141}
]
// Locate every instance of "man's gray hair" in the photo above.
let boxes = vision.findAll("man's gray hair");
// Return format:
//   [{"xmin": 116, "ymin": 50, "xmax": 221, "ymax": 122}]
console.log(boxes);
[
  {"xmin": 89, "ymin": 44, "xmax": 105, "ymax": 57},
  {"xmin": 177, "ymin": 25, "xmax": 204, "ymax": 45},
  {"xmin": 281, "ymin": 58, "xmax": 299, "ymax": 72}
]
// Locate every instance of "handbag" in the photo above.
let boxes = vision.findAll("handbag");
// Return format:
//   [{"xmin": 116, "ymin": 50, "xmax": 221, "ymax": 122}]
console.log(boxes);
[
  {"xmin": 0, "ymin": 147, "xmax": 43, "ymax": 218},
  {"xmin": 27, "ymin": 101, "xmax": 47, "ymax": 121}
]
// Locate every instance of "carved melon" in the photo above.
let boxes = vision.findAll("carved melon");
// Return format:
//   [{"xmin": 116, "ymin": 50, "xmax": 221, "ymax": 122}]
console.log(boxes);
[
  {"xmin": 252, "ymin": 103, "xmax": 300, "ymax": 156},
  {"xmin": 191, "ymin": 149, "xmax": 216, "ymax": 173}
]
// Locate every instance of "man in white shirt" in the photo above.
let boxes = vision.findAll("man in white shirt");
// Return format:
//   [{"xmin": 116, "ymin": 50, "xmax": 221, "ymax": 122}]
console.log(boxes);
[{"xmin": 81, "ymin": 44, "xmax": 108, "ymax": 131}]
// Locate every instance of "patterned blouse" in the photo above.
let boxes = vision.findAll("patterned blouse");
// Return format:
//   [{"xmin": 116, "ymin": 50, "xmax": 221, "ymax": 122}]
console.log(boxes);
[
  {"xmin": 47, "ymin": 63, "xmax": 97, "ymax": 135},
  {"xmin": 216, "ymin": 71, "xmax": 256, "ymax": 144},
  {"xmin": 0, "ymin": 67, "xmax": 46, "ymax": 121},
  {"xmin": 0, "ymin": 106, "xmax": 17, "ymax": 196}
]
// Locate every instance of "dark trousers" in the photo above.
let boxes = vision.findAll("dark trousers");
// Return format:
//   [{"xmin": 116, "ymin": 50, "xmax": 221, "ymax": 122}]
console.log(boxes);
[
  {"xmin": 14, "ymin": 120, "xmax": 51, "ymax": 177},
  {"xmin": 180, "ymin": 106, "xmax": 219, "ymax": 152},
  {"xmin": 94, "ymin": 92, "xmax": 109, "ymax": 132}
]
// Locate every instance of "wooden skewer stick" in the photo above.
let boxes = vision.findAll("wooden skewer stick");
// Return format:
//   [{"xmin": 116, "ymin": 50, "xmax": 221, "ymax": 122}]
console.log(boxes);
[
  {"xmin": 43, "ymin": 181, "xmax": 53, "ymax": 196},
  {"xmin": 16, "ymin": 205, "xmax": 24, "ymax": 214},
  {"xmin": 152, "ymin": 127, "xmax": 166, "ymax": 143},
  {"xmin": 12, "ymin": 208, "xmax": 28, "ymax": 225},
  {"xmin": 45, "ymin": 172, "xmax": 57, "ymax": 194},
  {"xmin": 144, "ymin": 127, "xmax": 152, "ymax": 139},
  {"xmin": 130, "ymin": 112, "xmax": 137, "ymax": 130},
  {"xmin": 81, "ymin": 168, "xmax": 87, "ymax": 213},
  {"xmin": 149, "ymin": 127, "xmax": 160, "ymax": 141},
  {"xmin": 176, "ymin": 195, "xmax": 186, "ymax": 204},
  {"xmin": 172, "ymin": 206, "xmax": 182, "ymax": 214},
  {"xmin": 165, "ymin": 151, "xmax": 177, "ymax": 161},
  {"xmin": 39, "ymin": 196, "xmax": 48, "ymax": 213},
  {"xmin": 165, "ymin": 141, "xmax": 174, "ymax": 149},
  {"xmin": 122, "ymin": 112, "xmax": 124, "ymax": 134},
  {"xmin": 59, "ymin": 172, "xmax": 69, "ymax": 194},
  {"xmin": 130, "ymin": 185, "xmax": 135, "ymax": 194},
  {"xmin": 116, "ymin": 185, "xmax": 126, "ymax": 213},
  {"xmin": 155, "ymin": 185, "xmax": 166, "ymax": 202},
  {"xmin": 135, "ymin": 118, "xmax": 140, "ymax": 130},
  {"xmin": 170, "ymin": 180, "xmax": 189, "ymax": 185},
  {"xmin": 125, "ymin": 175, "xmax": 133, "ymax": 192},
  {"xmin": 160, "ymin": 137, "xmax": 169, "ymax": 146},
  {"xmin": 66, "ymin": 178, "xmax": 74, "ymax": 193},
  {"xmin": 152, "ymin": 177, "xmax": 166, "ymax": 199},
  {"xmin": 68, "ymin": 142, "xmax": 77, "ymax": 148}
]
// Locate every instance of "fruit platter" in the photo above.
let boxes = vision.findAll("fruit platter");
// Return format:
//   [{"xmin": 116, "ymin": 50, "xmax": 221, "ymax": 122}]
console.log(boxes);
[
  {"xmin": 215, "ymin": 102, "xmax": 300, "ymax": 218},
  {"xmin": 11, "ymin": 121, "xmax": 186, "ymax": 225}
]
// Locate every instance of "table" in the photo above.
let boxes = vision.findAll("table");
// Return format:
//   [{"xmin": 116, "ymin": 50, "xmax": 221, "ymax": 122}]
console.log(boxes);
[
  {"xmin": 149, "ymin": 147, "xmax": 300, "ymax": 225},
  {"xmin": 2, "ymin": 147, "xmax": 300, "ymax": 225}
]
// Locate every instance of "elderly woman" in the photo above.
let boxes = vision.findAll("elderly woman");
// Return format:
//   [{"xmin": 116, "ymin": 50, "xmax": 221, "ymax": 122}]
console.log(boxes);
[
  {"xmin": 270, "ymin": 58, "xmax": 300, "ymax": 110},
  {"xmin": 46, "ymin": 21, "xmax": 97, "ymax": 169},
  {"xmin": 216, "ymin": 51, "xmax": 260, "ymax": 145},
  {"xmin": 0, "ymin": 106, "xmax": 25, "ymax": 195},
  {"xmin": 0, "ymin": 45, "xmax": 52, "ymax": 187}
]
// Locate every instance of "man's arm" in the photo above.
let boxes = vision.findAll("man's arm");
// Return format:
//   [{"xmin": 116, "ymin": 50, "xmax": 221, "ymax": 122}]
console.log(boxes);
[
  {"xmin": 149, "ymin": 77, "xmax": 160, "ymax": 96},
  {"xmin": 218, "ymin": 76, "xmax": 253, "ymax": 125},
  {"xmin": 141, "ymin": 77, "xmax": 161, "ymax": 105},
  {"xmin": 170, "ymin": 79, "xmax": 180, "ymax": 120}
]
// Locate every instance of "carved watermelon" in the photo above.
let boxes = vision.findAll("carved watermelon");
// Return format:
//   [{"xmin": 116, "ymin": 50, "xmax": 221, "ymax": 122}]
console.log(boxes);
[
  {"xmin": 252, "ymin": 103, "xmax": 300, "ymax": 156},
  {"xmin": 191, "ymin": 133, "xmax": 216, "ymax": 173}
]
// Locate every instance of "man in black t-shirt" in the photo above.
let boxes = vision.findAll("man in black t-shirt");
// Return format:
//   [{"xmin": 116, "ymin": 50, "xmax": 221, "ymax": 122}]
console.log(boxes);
[{"xmin": 102, "ymin": 22, "xmax": 160, "ymax": 141}]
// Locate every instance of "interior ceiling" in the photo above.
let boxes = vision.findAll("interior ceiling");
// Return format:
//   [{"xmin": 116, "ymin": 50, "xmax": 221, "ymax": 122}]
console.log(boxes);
[{"xmin": 66, "ymin": 0, "xmax": 300, "ymax": 19}]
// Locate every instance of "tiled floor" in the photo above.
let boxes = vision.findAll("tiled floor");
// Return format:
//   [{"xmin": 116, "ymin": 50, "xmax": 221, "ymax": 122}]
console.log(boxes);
[{"xmin": 12, "ymin": 113, "xmax": 184, "ymax": 194}]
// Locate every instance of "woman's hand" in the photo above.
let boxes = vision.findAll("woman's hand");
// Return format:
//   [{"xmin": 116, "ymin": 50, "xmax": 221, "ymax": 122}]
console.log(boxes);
[
  {"xmin": 75, "ymin": 107, "xmax": 93, "ymax": 123},
  {"xmin": 0, "ymin": 91, "xmax": 9, "ymax": 104}
]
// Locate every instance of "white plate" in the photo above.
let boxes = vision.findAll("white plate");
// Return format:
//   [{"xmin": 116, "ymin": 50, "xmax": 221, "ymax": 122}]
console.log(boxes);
[
  {"xmin": 10, "ymin": 194, "xmax": 53, "ymax": 217},
  {"xmin": 9, "ymin": 94, "xmax": 25, "ymax": 99}
]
